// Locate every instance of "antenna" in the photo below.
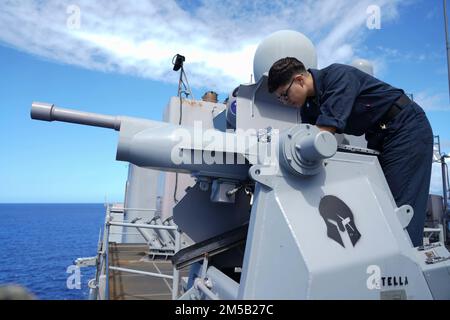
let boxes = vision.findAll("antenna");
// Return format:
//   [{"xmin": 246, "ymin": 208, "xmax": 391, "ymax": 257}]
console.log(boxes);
[
  {"xmin": 171, "ymin": 54, "xmax": 195, "ymax": 204},
  {"xmin": 172, "ymin": 54, "xmax": 194, "ymax": 100},
  {"xmin": 444, "ymin": 0, "xmax": 450, "ymax": 101}
]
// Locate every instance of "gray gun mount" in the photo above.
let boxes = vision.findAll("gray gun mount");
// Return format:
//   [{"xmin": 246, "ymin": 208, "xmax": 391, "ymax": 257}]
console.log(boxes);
[
  {"xmin": 31, "ymin": 101, "xmax": 450, "ymax": 300},
  {"xmin": 31, "ymin": 102, "xmax": 337, "ymax": 181},
  {"xmin": 31, "ymin": 102, "xmax": 251, "ymax": 180}
]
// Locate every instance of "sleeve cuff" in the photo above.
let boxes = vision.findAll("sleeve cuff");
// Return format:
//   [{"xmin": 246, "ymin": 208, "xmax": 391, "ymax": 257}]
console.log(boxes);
[{"xmin": 316, "ymin": 115, "xmax": 345, "ymax": 132}]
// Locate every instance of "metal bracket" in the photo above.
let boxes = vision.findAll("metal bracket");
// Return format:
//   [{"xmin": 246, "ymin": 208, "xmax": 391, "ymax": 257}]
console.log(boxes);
[
  {"xmin": 337, "ymin": 144, "xmax": 380, "ymax": 156},
  {"xmin": 395, "ymin": 205, "xmax": 414, "ymax": 229},
  {"xmin": 248, "ymin": 165, "xmax": 275, "ymax": 189}
]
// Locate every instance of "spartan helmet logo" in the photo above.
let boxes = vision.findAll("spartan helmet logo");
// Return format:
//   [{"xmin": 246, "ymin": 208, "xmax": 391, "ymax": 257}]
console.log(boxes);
[{"xmin": 319, "ymin": 195, "xmax": 361, "ymax": 248}]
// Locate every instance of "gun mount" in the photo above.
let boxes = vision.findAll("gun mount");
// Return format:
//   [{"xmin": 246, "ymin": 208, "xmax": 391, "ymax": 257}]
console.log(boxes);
[
  {"xmin": 31, "ymin": 99, "xmax": 450, "ymax": 300},
  {"xmin": 31, "ymin": 102, "xmax": 252, "ymax": 181}
]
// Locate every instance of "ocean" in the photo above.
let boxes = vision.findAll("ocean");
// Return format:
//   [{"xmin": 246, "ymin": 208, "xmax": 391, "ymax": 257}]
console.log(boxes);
[{"xmin": 0, "ymin": 204, "xmax": 105, "ymax": 300}]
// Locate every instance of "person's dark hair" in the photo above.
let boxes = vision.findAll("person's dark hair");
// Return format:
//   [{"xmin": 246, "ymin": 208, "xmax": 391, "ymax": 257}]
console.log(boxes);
[{"xmin": 267, "ymin": 57, "xmax": 307, "ymax": 93}]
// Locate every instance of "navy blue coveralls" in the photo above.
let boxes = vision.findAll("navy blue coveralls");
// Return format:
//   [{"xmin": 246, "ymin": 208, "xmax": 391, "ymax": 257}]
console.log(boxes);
[{"xmin": 301, "ymin": 63, "xmax": 433, "ymax": 247}]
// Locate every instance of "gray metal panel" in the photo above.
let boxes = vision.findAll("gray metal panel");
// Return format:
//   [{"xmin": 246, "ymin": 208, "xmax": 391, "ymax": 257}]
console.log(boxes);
[
  {"xmin": 238, "ymin": 183, "xmax": 310, "ymax": 299},
  {"xmin": 236, "ymin": 75, "xmax": 301, "ymax": 132},
  {"xmin": 173, "ymin": 183, "xmax": 251, "ymax": 243},
  {"xmin": 213, "ymin": 110, "xmax": 227, "ymax": 132},
  {"xmin": 239, "ymin": 151, "xmax": 433, "ymax": 299},
  {"xmin": 159, "ymin": 97, "xmax": 226, "ymax": 221}
]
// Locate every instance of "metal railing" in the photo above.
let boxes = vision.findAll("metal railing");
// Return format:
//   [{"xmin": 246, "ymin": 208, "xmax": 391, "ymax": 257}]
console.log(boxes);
[
  {"xmin": 424, "ymin": 226, "xmax": 446, "ymax": 244},
  {"xmin": 99, "ymin": 207, "xmax": 182, "ymax": 300}
]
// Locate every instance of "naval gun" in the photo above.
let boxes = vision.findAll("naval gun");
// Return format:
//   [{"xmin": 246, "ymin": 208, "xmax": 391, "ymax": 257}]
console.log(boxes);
[
  {"xmin": 31, "ymin": 100, "xmax": 450, "ymax": 300},
  {"xmin": 31, "ymin": 102, "xmax": 251, "ymax": 181}
]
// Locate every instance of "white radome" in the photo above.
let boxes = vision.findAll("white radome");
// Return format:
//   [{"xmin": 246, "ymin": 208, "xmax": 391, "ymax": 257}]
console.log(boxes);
[
  {"xmin": 350, "ymin": 59, "xmax": 374, "ymax": 76},
  {"xmin": 253, "ymin": 30, "xmax": 318, "ymax": 82}
]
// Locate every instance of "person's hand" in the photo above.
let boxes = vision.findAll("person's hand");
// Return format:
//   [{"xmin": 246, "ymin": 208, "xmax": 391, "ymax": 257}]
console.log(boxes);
[{"xmin": 316, "ymin": 125, "xmax": 336, "ymax": 134}]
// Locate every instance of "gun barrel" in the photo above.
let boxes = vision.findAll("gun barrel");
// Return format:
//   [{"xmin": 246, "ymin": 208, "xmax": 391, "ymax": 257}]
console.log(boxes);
[
  {"xmin": 30, "ymin": 101, "xmax": 252, "ymax": 180},
  {"xmin": 31, "ymin": 102, "xmax": 121, "ymax": 131}
]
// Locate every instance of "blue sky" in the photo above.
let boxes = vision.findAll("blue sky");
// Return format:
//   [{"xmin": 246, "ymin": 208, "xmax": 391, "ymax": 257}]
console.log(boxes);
[{"xmin": 0, "ymin": 0, "xmax": 449, "ymax": 202}]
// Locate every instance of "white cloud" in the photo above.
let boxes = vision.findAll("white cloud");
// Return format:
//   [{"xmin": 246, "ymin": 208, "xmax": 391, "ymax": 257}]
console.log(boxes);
[
  {"xmin": 414, "ymin": 91, "xmax": 450, "ymax": 111},
  {"xmin": 0, "ymin": 0, "xmax": 402, "ymax": 92},
  {"xmin": 374, "ymin": 45, "xmax": 444, "ymax": 65}
]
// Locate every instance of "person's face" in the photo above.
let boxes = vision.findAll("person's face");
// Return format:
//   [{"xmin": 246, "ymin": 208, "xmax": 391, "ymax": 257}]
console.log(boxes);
[{"xmin": 274, "ymin": 74, "xmax": 308, "ymax": 107}]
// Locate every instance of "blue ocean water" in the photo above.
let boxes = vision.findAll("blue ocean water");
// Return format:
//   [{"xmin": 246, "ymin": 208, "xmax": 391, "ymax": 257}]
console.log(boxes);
[{"xmin": 0, "ymin": 204, "xmax": 105, "ymax": 300}]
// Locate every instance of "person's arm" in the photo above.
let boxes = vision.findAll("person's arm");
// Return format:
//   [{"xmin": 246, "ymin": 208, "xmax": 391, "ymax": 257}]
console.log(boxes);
[
  {"xmin": 315, "ymin": 65, "xmax": 360, "ymax": 133},
  {"xmin": 316, "ymin": 125, "xmax": 336, "ymax": 134}
]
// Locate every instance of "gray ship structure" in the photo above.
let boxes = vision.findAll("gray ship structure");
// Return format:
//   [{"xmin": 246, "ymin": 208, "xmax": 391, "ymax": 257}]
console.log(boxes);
[{"xmin": 31, "ymin": 30, "xmax": 450, "ymax": 300}]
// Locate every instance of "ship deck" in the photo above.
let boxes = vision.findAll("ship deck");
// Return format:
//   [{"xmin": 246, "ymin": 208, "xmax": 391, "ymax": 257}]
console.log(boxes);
[{"xmin": 108, "ymin": 243, "xmax": 189, "ymax": 300}]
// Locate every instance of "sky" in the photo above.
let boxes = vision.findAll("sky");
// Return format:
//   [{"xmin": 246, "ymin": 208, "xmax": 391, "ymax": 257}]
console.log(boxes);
[{"xmin": 0, "ymin": 0, "xmax": 449, "ymax": 203}]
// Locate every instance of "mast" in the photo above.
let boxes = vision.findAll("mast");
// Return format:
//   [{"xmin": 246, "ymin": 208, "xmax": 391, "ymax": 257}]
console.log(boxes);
[{"xmin": 444, "ymin": 0, "xmax": 450, "ymax": 101}]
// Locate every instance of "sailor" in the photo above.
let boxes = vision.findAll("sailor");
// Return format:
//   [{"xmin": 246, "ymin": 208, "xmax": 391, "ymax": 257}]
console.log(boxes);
[{"xmin": 267, "ymin": 57, "xmax": 433, "ymax": 247}]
